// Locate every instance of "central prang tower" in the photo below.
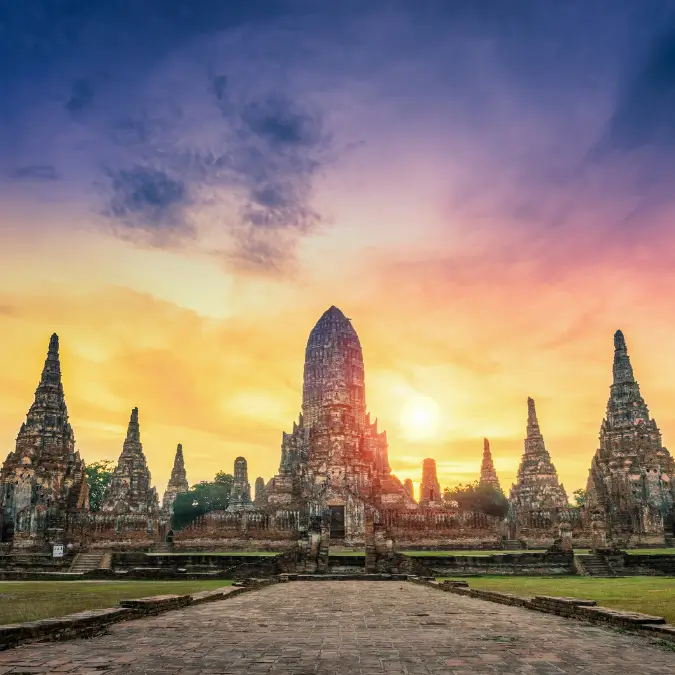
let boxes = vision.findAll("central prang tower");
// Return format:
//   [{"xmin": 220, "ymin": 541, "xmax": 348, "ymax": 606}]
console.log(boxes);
[
  {"xmin": 302, "ymin": 306, "xmax": 366, "ymax": 428},
  {"xmin": 265, "ymin": 306, "xmax": 414, "ymax": 539}
]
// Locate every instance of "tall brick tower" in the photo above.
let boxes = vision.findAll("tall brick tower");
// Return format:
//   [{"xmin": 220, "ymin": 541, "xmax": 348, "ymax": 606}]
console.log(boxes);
[
  {"xmin": 584, "ymin": 331, "xmax": 675, "ymax": 545},
  {"xmin": 266, "ymin": 306, "xmax": 414, "ymax": 539},
  {"xmin": 0, "ymin": 334, "xmax": 88, "ymax": 550},
  {"xmin": 509, "ymin": 398, "xmax": 568, "ymax": 515}
]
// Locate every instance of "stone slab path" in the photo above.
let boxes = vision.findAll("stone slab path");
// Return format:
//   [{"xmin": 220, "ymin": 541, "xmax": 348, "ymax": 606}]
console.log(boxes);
[{"xmin": 1, "ymin": 580, "xmax": 674, "ymax": 674}]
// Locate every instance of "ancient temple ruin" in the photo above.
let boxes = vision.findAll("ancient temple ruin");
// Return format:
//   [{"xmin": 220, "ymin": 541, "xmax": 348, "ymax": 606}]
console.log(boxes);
[
  {"xmin": 264, "ymin": 306, "xmax": 415, "ymax": 542},
  {"xmin": 90, "ymin": 408, "xmax": 160, "ymax": 547},
  {"xmin": 479, "ymin": 438, "xmax": 502, "ymax": 493},
  {"xmin": 227, "ymin": 457, "xmax": 254, "ymax": 511},
  {"xmin": 584, "ymin": 330, "xmax": 675, "ymax": 547},
  {"xmin": 161, "ymin": 443, "xmax": 189, "ymax": 517},
  {"xmin": 254, "ymin": 477, "xmax": 267, "ymax": 506},
  {"xmin": 0, "ymin": 334, "xmax": 89, "ymax": 551},
  {"xmin": 419, "ymin": 458, "xmax": 442, "ymax": 506},
  {"xmin": 509, "ymin": 398, "xmax": 568, "ymax": 533}
]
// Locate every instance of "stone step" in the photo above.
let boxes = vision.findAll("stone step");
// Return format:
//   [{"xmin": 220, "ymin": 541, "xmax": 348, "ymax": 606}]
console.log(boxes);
[
  {"xmin": 501, "ymin": 540, "xmax": 524, "ymax": 550},
  {"xmin": 69, "ymin": 553, "xmax": 106, "ymax": 573}
]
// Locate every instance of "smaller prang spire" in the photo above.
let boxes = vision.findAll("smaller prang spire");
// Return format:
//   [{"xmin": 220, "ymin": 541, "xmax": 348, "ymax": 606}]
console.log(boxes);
[
  {"xmin": 162, "ymin": 443, "xmax": 189, "ymax": 513},
  {"xmin": 169, "ymin": 443, "xmax": 188, "ymax": 489},
  {"xmin": 479, "ymin": 438, "xmax": 502, "ymax": 493},
  {"xmin": 612, "ymin": 329, "xmax": 635, "ymax": 385}
]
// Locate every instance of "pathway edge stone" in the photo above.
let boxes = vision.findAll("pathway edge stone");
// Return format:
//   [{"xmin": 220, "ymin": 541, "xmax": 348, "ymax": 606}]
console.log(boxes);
[{"xmin": 408, "ymin": 576, "xmax": 675, "ymax": 643}]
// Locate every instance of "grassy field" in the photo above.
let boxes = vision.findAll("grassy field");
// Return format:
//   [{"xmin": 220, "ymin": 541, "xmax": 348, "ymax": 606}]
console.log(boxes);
[
  {"xmin": 448, "ymin": 576, "xmax": 675, "ymax": 624},
  {"xmin": 0, "ymin": 580, "xmax": 232, "ymax": 624},
  {"xmin": 145, "ymin": 551, "xmax": 279, "ymax": 556},
  {"xmin": 401, "ymin": 550, "xmax": 549, "ymax": 557}
]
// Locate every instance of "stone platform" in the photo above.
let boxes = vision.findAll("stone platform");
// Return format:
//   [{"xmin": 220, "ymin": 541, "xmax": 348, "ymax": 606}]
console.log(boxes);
[{"xmin": 1, "ymin": 581, "xmax": 674, "ymax": 673}]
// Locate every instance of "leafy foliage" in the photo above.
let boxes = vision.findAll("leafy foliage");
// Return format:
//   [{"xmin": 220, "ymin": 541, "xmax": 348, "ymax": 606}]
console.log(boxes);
[
  {"xmin": 85, "ymin": 460, "xmax": 116, "ymax": 512},
  {"xmin": 443, "ymin": 481, "xmax": 510, "ymax": 518},
  {"xmin": 172, "ymin": 472, "xmax": 234, "ymax": 530},
  {"xmin": 572, "ymin": 488, "xmax": 586, "ymax": 508}
]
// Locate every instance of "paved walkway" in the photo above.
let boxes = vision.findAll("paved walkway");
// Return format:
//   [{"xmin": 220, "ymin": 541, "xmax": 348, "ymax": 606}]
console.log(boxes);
[{"xmin": 1, "ymin": 581, "xmax": 674, "ymax": 674}]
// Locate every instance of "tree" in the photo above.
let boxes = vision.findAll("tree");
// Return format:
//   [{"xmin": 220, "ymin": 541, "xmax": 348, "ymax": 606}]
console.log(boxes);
[
  {"xmin": 572, "ymin": 488, "xmax": 586, "ymax": 508},
  {"xmin": 85, "ymin": 460, "xmax": 116, "ymax": 511},
  {"xmin": 172, "ymin": 472, "xmax": 234, "ymax": 530},
  {"xmin": 443, "ymin": 481, "xmax": 510, "ymax": 518}
]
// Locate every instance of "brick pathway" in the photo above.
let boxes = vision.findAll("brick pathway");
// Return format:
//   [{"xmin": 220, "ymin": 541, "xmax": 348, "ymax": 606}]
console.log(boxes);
[{"xmin": 0, "ymin": 581, "xmax": 674, "ymax": 674}]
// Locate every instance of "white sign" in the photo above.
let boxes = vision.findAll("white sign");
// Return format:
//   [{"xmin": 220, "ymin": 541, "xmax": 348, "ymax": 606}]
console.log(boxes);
[{"xmin": 52, "ymin": 544, "xmax": 64, "ymax": 558}]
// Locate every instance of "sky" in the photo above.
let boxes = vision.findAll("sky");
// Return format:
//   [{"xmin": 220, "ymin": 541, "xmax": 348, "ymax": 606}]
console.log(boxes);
[{"xmin": 2, "ymin": 1, "xmax": 675, "ymax": 500}]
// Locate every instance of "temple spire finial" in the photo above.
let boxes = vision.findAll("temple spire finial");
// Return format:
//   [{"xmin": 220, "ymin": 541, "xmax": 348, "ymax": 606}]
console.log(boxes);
[
  {"xmin": 38, "ymin": 332, "xmax": 63, "ymax": 389},
  {"xmin": 125, "ymin": 407, "xmax": 140, "ymax": 443},
  {"xmin": 612, "ymin": 329, "xmax": 635, "ymax": 384},
  {"xmin": 527, "ymin": 397, "xmax": 539, "ymax": 432}
]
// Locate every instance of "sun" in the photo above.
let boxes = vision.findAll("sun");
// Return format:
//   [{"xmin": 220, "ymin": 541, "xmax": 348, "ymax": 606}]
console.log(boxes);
[{"xmin": 399, "ymin": 395, "xmax": 441, "ymax": 441}]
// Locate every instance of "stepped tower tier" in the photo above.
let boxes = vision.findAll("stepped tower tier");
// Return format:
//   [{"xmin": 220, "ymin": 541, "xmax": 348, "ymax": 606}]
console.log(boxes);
[
  {"xmin": 162, "ymin": 443, "xmax": 189, "ymax": 516},
  {"xmin": 479, "ymin": 438, "xmax": 503, "ymax": 493},
  {"xmin": 509, "ymin": 398, "xmax": 568, "ymax": 514},
  {"xmin": 0, "ymin": 334, "xmax": 88, "ymax": 550},
  {"xmin": 584, "ymin": 330, "xmax": 675, "ymax": 546}
]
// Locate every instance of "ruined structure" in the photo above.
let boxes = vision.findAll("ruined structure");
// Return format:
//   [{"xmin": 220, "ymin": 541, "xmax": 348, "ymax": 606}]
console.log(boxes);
[
  {"xmin": 509, "ymin": 398, "xmax": 569, "ymax": 538},
  {"xmin": 0, "ymin": 334, "xmax": 88, "ymax": 551},
  {"xmin": 264, "ymin": 306, "xmax": 416, "ymax": 542},
  {"xmin": 227, "ymin": 457, "xmax": 254, "ymax": 511},
  {"xmin": 479, "ymin": 438, "xmax": 502, "ymax": 493},
  {"xmin": 403, "ymin": 478, "xmax": 415, "ymax": 501},
  {"xmin": 161, "ymin": 444, "xmax": 189, "ymax": 517},
  {"xmin": 584, "ymin": 331, "xmax": 675, "ymax": 547},
  {"xmin": 254, "ymin": 477, "xmax": 267, "ymax": 506},
  {"xmin": 90, "ymin": 408, "xmax": 160, "ymax": 547},
  {"xmin": 419, "ymin": 458, "xmax": 442, "ymax": 506}
]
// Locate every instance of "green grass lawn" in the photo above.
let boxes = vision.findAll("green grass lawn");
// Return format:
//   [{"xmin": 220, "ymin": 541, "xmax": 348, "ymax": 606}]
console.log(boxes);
[
  {"xmin": 401, "ymin": 550, "xmax": 548, "ymax": 556},
  {"xmin": 625, "ymin": 549, "xmax": 675, "ymax": 555},
  {"xmin": 446, "ymin": 576, "xmax": 675, "ymax": 625},
  {"xmin": 145, "ymin": 551, "xmax": 279, "ymax": 556},
  {"xmin": 0, "ymin": 580, "xmax": 232, "ymax": 624}
]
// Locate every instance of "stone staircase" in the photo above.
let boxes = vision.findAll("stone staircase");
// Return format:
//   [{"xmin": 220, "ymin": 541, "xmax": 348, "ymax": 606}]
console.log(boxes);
[
  {"xmin": 69, "ymin": 552, "xmax": 109, "ymax": 573},
  {"xmin": 665, "ymin": 535, "xmax": 674, "ymax": 549},
  {"xmin": 152, "ymin": 542, "xmax": 173, "ymax": 554},
  {"xmin": 501, "ymin": 540, "xmax": 524, "ymax": 551},
  {"xmin": 575, "ymin": 553, "xmax": 614, "ymax": 577}
]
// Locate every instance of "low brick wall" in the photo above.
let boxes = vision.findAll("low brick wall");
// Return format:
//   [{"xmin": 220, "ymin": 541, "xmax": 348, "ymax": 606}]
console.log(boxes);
[
  {"xmin": 403, "ymin": 552, "xmax": 575, "ymax": 576},
  {"xmin": 0, "ymin": 580, "xmax": 272, "ymax": 651},
  {"xmin": 623, "ymin": 555, "xmax": 675, "ymax": 576},
  {"xmin": 408, "ymin": 577, "xmax": 675, "ymax": 643}
]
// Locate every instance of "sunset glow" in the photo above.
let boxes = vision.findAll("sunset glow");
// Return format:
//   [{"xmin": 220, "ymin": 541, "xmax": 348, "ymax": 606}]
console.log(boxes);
[
  {"xmin": 399, "ymin": 396, "xmax": 441, "ymax": 442},
  {"xmin": 2, "ymin": 4, "xmax": 675, "ymax": 501}
]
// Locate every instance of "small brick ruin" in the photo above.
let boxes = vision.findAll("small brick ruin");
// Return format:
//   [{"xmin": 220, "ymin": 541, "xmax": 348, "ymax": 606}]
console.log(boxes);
[
  {"xmin": 0, "ymin": 316, "xmax": 673, "ymax": 555},
  {"xmin": 419, "ymin": 458, "xmax": 442, "ymax": 507}
]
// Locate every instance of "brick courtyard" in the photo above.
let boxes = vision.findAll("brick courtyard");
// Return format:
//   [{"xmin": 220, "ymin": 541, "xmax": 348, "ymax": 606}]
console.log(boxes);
[{"xmin": 1, "ymin": 580, "xmax": 674, "ymax": 674}]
